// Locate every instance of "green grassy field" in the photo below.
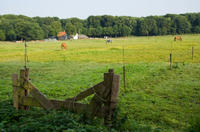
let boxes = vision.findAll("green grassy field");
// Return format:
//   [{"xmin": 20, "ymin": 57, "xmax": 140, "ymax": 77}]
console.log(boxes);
[{"xmin": 0, "ymin": 34, "xmax": 200, "ymax": 131}]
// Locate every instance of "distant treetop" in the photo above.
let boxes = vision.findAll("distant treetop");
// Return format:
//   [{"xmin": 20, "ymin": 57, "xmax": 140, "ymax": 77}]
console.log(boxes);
[{"xmin": 0, "ymin": 12, "xmax": 200, "ymax": 41}]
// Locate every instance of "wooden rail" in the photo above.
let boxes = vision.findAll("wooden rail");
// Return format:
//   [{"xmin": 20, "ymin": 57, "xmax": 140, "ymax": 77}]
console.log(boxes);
[{"xmin": 12, "ymin": 68, "xmax": 120, "ymax": 126}]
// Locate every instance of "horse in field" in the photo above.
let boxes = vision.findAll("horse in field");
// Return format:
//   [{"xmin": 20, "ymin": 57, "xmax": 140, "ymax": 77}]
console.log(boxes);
[
  {"xmin": 106, "ymin": 39, "xmax": 112, "ymax": 44},
  {"xmin": 174, "ymin": 36, "xmax": 182, "ymax": 41},
  {"xmin": 61, "ymin": 42, "xmax": 67, "ymax": 50}
]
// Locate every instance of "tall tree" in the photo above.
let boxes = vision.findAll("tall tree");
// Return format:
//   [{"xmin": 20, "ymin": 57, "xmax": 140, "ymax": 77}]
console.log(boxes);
[
  {"xmin": 49, "ymin": 21, "xmax": 62, "ymax": 36},
  {"xmin": 15, "ymin": 21, "xmax": 44, "ymax": 40},
  {"xmin": 6, "ymin": 30, "xmax": 16, "ymax": 41},
  {"xmin": 65, "ymin": 23, "xmax": 76, "ymax": 35},
  {"xmin": 172, "ymin": 16, "xmax": 191, "ymax": 34},
  {"xmin": 87, "ymin": 16, "xmax": 101, "ymax": 28},
  {"xmin": 0, "ymin": 30, "xmax": 6, "ymax": 41},
  {"xmin": 137, "ymin": 18, "xmax": 149, "ymax": 36}
]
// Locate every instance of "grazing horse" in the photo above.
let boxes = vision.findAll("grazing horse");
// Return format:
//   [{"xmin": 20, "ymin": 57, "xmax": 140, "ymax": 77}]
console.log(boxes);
[
  {"xmin": 174, "ymin": 36, "xmax": 182, "ymax": 41},
  {"xmin": 61, "ymin": 42, "xmax": 67, "ymax": 50},
  {"xmin": 106, "ymin": 39, "xmax": 112, "ymax": 44}
]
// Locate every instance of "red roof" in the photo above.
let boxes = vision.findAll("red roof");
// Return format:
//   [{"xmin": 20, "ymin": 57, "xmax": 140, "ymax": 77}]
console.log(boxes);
[{"xmin": 57, "ymin": 32, "xmax": 66, "ymax": 37}]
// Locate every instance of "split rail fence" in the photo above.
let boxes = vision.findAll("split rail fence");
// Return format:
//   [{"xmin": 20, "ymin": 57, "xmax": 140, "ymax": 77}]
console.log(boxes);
[{"xmin": 12, "ymin": 68, "xmax": 120, "ymax": 126}]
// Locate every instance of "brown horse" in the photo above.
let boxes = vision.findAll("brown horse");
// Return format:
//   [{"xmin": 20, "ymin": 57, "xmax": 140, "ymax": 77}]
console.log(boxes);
[
  {"xmin": 61, "ymin": 42, "xmax": 67, "ymax": 50},
  {"xmin": 174, "ymin": 36, "xmax": 182, "ymax": 41}
]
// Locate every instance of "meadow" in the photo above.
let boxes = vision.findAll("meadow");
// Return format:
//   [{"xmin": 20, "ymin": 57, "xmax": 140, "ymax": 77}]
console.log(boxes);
[{"xmin": 0, "ymin": 34, "xmax": 200, "ymax": 131}]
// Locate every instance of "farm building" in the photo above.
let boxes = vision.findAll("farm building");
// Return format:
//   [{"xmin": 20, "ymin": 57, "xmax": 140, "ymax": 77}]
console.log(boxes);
[
  {"xmin": 78, "ymin": 34, "xmax": 88, "ymax": 39},
  {"xmin": 73, "ymin": 33, "xmax": 79, "ymax": 40},
  {"xmin": 71, "ymin": 33, "xmax": 88, "ymax": 40},
  {"xmin": 57, "ymin": 31, "xmax": 69, "ymax": 40}
]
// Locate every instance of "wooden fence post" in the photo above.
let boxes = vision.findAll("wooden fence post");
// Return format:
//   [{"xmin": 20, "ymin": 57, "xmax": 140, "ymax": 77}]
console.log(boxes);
[
  {"xmin": 104, "ymin": 69, "xmax": 120, "ymax": 127},
  {"xmin": 19, "ymin": 68, "xmax": 30, "ymax": 110},
  {"xmin": 12, "ymin": 74, "xmax": 19, "ymax": 110},
  {"xmin": 24, "ymin": 68, "xmax": 30, "ymax": 95},
  {"xmin": 123, "ymin": 66, "xmax": 126, "ymax": 90},
  {"xmin": 12, "ymin": 68, "xmax": 120, "ymax": 124},
  {"xmin": 192, "ymin": 47, "xmax": 194, "ymax": 60},
  {"xmin": 170, "ymin": 53, "xmax": 172, "ymax": 69}
]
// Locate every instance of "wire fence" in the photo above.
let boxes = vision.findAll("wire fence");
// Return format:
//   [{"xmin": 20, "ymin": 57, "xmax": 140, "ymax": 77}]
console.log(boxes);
[{"xmin": 0, "ymin": 39, "xmax": 200, "ymax": 99}]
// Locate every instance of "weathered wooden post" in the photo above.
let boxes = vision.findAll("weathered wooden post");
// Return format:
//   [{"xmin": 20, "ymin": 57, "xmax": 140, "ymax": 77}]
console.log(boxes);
[
  {"xmin": 123, "ymin": 66, "xmax": 126, "ymax": 90},
  {"xmin": 12, "ymin": 74, "xmax": 19, "ymax": 110},
  {"xmin": 170, "ymin": 53, "xmax": 172, "ymax": 69},
  {"xmin": 12, "ymin": 67, "xmax": 120, "ymax": 125},
  {"xmin": 19, "ymin": 68, "xmax": 30, "ymax": 110},
  {"xmin": 104, "ymin": 69, "xmax": 120, "ymax": 127},
  {"xmin": 192, "ymin": 47, "xmax": 194, "ymax": 60},
  {"xmin": 24, "ymin": 68, "xmax": 30, "ymax": 96},
  {"xmin": 12, "ymin": 68, "xmax": 30, "ymax": 110},
  {"xmin": 24, "ymin": 68, "xmax": 30, "ymax": 109}
]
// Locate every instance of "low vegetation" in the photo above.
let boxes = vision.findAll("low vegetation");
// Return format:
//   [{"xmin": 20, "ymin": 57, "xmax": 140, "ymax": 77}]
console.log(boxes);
[{"xmin": 0, "ymin": 35, "xmax": 200, "ymax": 131}]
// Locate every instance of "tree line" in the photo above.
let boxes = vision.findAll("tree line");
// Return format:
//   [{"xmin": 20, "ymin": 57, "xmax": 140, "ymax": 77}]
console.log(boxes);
[{"xmin": 0, "ymin": 13, "xmax": 200, "ymax": 41}]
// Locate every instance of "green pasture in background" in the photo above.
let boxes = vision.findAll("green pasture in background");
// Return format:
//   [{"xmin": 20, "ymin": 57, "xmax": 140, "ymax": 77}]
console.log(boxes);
[{"xmin": 0, "ymin": 34, "xmax": 200, "ymax": 131}]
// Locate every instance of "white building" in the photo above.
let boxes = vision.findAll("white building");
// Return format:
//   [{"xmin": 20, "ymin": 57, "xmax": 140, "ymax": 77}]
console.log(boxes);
[{"xmin": 73, "ymin": 33, "xmax": 78, "ymax": 40}]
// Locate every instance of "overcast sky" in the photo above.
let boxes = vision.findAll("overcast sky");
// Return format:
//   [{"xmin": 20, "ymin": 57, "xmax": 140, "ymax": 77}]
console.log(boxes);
[{"xmin": 0, "ymin": 0, "xmax": 200, "ymax": 19}]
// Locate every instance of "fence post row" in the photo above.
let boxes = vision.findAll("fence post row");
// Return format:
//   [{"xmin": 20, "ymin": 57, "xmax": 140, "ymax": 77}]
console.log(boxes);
[{"xmin": 12, "ymin": 68, "xmax": 120, "ymax": 126}]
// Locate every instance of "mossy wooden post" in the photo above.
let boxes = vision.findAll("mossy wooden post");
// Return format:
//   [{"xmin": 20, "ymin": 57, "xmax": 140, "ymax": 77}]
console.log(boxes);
[
  {"xmin": 24, "ymin": 68, "xmax": 30, "ymax": 96},
  {"xmin": 104, "ymin": 69, "xmax": 120, "ymax": 127},
  {"xmin": 19, "ymin": 68, "xmax": 30, "ymax": 110},
  {"xmin": 24, "ymin": 68, "xmax": 30, "ymax": 109},
  {"xmin": 12, "ymin": 74, "xmax": 19, "ymax": 110}
]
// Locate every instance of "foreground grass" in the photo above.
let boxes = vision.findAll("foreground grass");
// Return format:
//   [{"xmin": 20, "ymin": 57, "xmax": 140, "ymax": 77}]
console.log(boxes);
[
  {"xmin": 0, "ymin": 34, "xmax": 200, "ymax": 131},
  {"xmin": 0, "ymin": 61, "xmax": 200, "ymax": 131}
]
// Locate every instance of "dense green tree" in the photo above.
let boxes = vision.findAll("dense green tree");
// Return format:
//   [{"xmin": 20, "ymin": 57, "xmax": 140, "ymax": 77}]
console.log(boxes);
[
  {"xmin": 137, "ymin": 18, "xmax": 149, "ymax": 36},
  {"xmin": 48, "ymin": 21, "xmax": 62, "ymax": 36},
  {"xmin": 6, "ymin": 30, "xmax": 16, "ymax": 41},
  {"xmin": 0, "ymin": 13, "xmax": 200, "ymax": 40},
  {"xmin": 87, "ymin": 16, "xmax": 101, "ymax": 28},
  {"xmin": 116, "ymin": 17, "xmax": 137, "ymax": 35},
  {"xmin": 156, "ymin": 17, "xmax": 171, "ymax": 35},
  {"xmin": 0, "ymin": 30, "xmax": 6, "ymax": 41},
  {"xmin": 65, "ymin": 23, "xmax": 76, "ymax": 35},
  {"xmin": 88, "ymin": 27, "xmax": 103, "ymax": 37},
  {"xmin": 193, "ymin": 26, "xmax": 200, "ymax": 33},
  {"xmin": 70, "ymin": 18, "xmax": 84, "ymax": 34},
  {"xmin": 184, "ymin": 13, "xmax": 200, "ymax": 33},
  {"xmin": 15, "ymin": 21, "xmax": 44, "ymax": 40},
  {"xmin": 33, "ymin": 17, "xmax": 62, "ymax": 37},
  {"xmin": 103, "ymin": 27, "xmax": 114, "ymax": 36},
  {"xmin": 145, "ymin": 17, "xmax": 158, "ymax": 35},
  {"xmin": 172, "ymin": 16, "xmax": 191, "ymax": 34},
  {"xmin": 101, "ymin": 15, "xmax": 115, "ymax": 27},
  {"xmin": 117, "ymin": 25, "xmax": 131, "ymax": 36},
  {"xmin": 41, "ymin": 25, "xmax": 50, "ymax": 38}
]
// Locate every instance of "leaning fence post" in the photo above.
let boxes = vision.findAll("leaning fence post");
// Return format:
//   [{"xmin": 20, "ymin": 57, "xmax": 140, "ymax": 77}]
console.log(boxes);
[{"xmin": 104, "ymin": 69, "xmax": 120, "ymax": 127}]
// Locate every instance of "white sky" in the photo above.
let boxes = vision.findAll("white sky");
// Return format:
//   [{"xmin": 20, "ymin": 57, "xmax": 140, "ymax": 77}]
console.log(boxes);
[{"xmin": 0, "ymin": 0, "xmax": 200, "ymax": 19}]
